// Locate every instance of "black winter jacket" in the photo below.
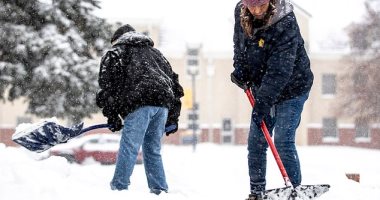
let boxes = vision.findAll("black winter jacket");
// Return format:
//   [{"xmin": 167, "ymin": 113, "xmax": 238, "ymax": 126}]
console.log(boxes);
[
  {"xmin": 232, "ymin": 0, "xmax": 313, "ymax": 115},
  {"xmin": 96, "ymin": 32, "xmax": 184, "ymax": 125}
]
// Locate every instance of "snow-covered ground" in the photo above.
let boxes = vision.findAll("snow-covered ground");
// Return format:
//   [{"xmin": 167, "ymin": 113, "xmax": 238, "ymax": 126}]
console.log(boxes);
[{"xmin": 1, "ymin": 143, "xmax": 379, "ymax": 200}]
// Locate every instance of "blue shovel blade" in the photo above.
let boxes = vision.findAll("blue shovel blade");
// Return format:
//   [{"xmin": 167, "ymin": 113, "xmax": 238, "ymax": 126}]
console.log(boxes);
[{"xmin": 12, "ymin": 121, "xmax": 84, "ymax": 153}]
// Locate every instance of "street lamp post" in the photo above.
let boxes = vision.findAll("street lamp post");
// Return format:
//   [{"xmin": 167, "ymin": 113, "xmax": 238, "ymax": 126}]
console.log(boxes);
[
  {"xmin": 189, "ymin": 68, "xmax": 198, "ymax": 152},
  {"xmin": 186, "ymin": 44, "xmax": 200, "ymax": 152}
]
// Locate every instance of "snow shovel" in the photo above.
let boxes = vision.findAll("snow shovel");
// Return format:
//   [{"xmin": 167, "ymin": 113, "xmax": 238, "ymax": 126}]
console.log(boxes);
[
  {"xmin": 12, "ymin": 120, "xmax": 109, "ymax": 153},
  {"xmin": 245, "ymin": 89, "xmax": 330, "ymax": 200}
]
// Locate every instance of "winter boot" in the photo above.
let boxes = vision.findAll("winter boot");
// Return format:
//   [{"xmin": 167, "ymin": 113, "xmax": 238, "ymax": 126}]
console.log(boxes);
[{"xmin": 246, "ymin": 191, "xmax": 264, "ymax": 200}]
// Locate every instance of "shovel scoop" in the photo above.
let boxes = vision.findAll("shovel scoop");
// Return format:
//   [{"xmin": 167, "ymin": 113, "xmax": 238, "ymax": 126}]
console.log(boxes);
[
  {"xmin": 12, "ymin": 119, "xmax": 108, "ymax": 153},
  {"xmin": 257, "ymin": 184, "xmax": 330, "ymax": 200}
]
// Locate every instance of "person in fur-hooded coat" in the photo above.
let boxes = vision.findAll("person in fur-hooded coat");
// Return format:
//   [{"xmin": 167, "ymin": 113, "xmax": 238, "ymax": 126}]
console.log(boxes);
[{"xmin": 231, "ymin": 0, "xmax": 313, "ymax": 198}]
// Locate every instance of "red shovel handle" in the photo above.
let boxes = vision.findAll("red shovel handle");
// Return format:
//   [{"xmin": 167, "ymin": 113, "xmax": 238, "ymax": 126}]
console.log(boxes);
[{"xmin": 245, "ymin": 89, "xmax": 293, "ymax": 187}]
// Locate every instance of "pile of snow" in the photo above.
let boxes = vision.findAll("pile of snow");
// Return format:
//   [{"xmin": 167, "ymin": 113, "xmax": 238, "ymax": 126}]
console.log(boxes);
[
  {"xmin": 12, "ymin": 118, "xmax": 59, "ymax": 140},
  {"xmin": 0, "ymin": 143, "xmax": 379, "ymax": 200}
]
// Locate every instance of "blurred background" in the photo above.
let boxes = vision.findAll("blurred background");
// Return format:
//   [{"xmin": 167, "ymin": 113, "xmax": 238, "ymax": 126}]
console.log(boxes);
[{"xmin": 1, "ymin": 0, "xmax": 379, "ymax": 149}]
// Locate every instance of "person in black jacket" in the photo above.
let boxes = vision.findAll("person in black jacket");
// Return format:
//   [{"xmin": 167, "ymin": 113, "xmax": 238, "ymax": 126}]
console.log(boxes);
[
  {"xmin": 231, "ymin": 0, "xmax": 313, "ymax": 199},
  {"xmin": 96, "ymin": 24, "xmax": 184, "ymax": 194}
]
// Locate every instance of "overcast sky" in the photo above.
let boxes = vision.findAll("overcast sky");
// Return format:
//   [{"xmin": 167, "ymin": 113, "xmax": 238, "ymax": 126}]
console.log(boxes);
[
  {"xmin": 295, "ymin": 0, "xmax": 366, "ymax": 53},
  {"xmin": 95, "ymin": 0, "xmax": 367, "ymax": 54}
]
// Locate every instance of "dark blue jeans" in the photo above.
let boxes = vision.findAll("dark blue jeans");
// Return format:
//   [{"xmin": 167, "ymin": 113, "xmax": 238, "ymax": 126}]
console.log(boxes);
[
  {"xmin": 110, "ymin": 106, "xmax": 168, "ymax": 193},
  {"xmin": 247, "ymin": 93, "xmax": 309, "ymax": 193}
]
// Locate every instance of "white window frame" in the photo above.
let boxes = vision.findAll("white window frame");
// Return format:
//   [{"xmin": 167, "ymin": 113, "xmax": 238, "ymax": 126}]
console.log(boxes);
[
  {"xmin": 355, "ymin": 119, "xmax": 371, "ymax": 143},
  {"xmin": 322, "ymin": 118, "xmax": 339, "ymax": 143},
  {"xmin": 322, "ymin": 73, "xmax": 336, "ymax": 98}
]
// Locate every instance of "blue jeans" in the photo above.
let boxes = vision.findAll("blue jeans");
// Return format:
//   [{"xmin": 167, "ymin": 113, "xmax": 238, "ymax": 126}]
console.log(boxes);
[
  {"xmin": 110, "ymin": 106, "xmax": 168, "ymax": 192},
  {"xmin": 247, "ymin": 93, "xmax": 309, "ymax": 193}
]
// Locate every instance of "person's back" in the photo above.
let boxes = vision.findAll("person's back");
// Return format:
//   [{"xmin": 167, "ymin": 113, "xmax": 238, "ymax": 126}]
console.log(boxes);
[
  {"xmin": 96, "ymin": 24, "xmax": 183, "ymax": 194},
  {"xmin": 98, "ymin": 29, "xmax": 180, "ymax": 118}
]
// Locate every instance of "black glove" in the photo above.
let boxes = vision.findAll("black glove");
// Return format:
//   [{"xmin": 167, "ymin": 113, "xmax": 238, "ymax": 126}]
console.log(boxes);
[
  {"xmin": 96, "ymin": 89, "xmax": 107, "ymax": 108},
  {"xmin": 264, "ymin": 114, "xmax": 276, "ymax": 133},
  {"xmin": 252, "ymin": 108, "xmax": 276, "ymax": 132},
  {"xmin": 165, "ymin": 122, "xmax": 178, "ymax": 136},
  {"xmin": 107, "ymin": 116, "xmax": 123, "ymax": 132},
  {"xmin": 252, "ymin": 108, "xmax": 264, "ymax": 128},
  {"xmin": 231, "ymin": 72, "xmax": 251, "ymax": 90}
]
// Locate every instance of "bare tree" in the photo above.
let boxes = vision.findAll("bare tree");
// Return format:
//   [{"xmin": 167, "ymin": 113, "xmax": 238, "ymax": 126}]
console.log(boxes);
[{"xmin": 337, "ymin": 0, "xmax": 380, "ymax": 122}]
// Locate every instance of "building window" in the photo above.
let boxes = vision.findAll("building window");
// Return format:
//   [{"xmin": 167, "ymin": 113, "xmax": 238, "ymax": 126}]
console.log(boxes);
[
  {"xmin": 222, "ymin": 135, "xmax": 232, "ymax": 143},
  {"xmin": 355, "ymin": 119, "xmax": 369, "ymax": 138},
  {"xmin": 322, "ymin": 118, "xmax": 337, "ymax": 138},
  {"xmin": 222, "ymin": 118, "xmax": 232, "ymax": 132},
  {"xmin": 322, "ymin": 74, "xmax": 336, "ymax": 95},
  {"xmin": 221, "ymin": 118, "xmax": 233, "ymax": 144}
]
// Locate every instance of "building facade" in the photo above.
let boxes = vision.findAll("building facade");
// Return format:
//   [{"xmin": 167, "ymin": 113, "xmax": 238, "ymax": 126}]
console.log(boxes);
[{"xmin": 1, "ymin": 2, "xmax": 379, "ymax": 149}]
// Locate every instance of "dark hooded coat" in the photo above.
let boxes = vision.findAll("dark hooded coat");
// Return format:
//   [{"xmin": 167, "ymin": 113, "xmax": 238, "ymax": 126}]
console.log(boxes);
[
  {"xmin": 232, "ymin": 0, "xmax": 313, "ymax": 115},
  {"xmin": 96, "ymin": 31, "xmax": 184, "ymax": 125}
]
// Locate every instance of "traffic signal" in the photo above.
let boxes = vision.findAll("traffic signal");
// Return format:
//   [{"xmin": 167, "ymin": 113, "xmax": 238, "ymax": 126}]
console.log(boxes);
[
  {"xmin": 188, "ymin": 107, "xmax": 199, "ymax": 131},
  {"xmin": 188, "ymin": 112, "xmax": 198, "ymax": 121},
  {"xmin": 188, "ymin": 123, "xmax": 199, "ymax": 130}
]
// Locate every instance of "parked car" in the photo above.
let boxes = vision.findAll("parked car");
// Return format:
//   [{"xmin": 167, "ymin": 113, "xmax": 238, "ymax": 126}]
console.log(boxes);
[{"xmin": 49, "ymin": 133, "xmax": 143, "ymax": 165}]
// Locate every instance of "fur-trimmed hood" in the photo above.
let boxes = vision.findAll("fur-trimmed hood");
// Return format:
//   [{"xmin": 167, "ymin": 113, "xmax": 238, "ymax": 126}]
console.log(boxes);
[
  {"xmin": 239, "ymin": 0, "xmax": 294, "ymax": 36},
  {"xmin": 269, "ymin": 0, "xmax": 294, "ymax": 26},
  {"xmin": 112, "ymin": 31, "xmax": 154, "ymax": 47}
]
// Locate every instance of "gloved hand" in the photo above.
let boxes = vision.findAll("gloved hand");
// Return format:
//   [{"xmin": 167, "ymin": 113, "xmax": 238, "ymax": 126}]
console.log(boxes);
[
  {"xmin": 107, "ymin": 116, "xmax": 123, "ymax": 132},
  {"xmin": 231, "ymin": 72, "xmax": 251, "ymax": 90},
  {"xmin": 252, "ymin": 108, "xmax": 276, "ymax": 132},
  {"xmin": 264, "ymin": 114, "xmax": 276, "ymax": 133},
  {"xmin": 252, "ymin": 108, "xmax": 264, "ymax": 128},
  {"xmin": 96, "ymin": 89, "xmax": 107, "ymax": 108},
  {"xmin": 165, "ymin": 123, "xmax": 178, "ymax": 136}
]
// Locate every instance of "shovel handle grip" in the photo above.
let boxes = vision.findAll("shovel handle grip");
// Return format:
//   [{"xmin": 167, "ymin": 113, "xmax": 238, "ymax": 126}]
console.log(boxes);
[{"xmin": 245, "ymin": 89, "xmax": 293, "ymax": 187}]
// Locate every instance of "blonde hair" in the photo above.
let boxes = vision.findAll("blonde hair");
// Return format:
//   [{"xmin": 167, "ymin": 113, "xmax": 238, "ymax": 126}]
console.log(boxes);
[{"xmin": 240, "ymin": 0, "xmax": 276, "ymax": 37}]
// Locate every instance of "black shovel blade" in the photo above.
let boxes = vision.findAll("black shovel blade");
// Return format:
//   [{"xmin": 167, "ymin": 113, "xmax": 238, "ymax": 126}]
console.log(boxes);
[
  {"xmin": 264, "ymin": 184, "xmax": 330, "ymax": 200},
  {"xmin": 12, "ymin": 121, "xmax": 84, "ymax": 153}
]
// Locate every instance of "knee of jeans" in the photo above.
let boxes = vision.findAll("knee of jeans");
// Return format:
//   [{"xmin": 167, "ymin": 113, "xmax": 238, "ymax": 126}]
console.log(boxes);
[
  {"xmin": 248, "ymin": 139, "xmax": 268, "ymax": 152},
  {"xmin": 143, "ymin": 143, "xmax": 161, "ymax": 153},
  {"xmin": 274, "ymin": 140, "xmax": 295, "ymax": 151},
  {"xmin": 248, "ymin": 129, "xmax": 267, "ymax": 144}
]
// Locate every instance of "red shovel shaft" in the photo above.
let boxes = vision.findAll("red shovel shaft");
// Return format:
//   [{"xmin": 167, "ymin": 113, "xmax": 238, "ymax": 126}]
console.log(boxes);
[{"xmin": 245, "ymin": 89, "xmax": 293, "ymax": 187}]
